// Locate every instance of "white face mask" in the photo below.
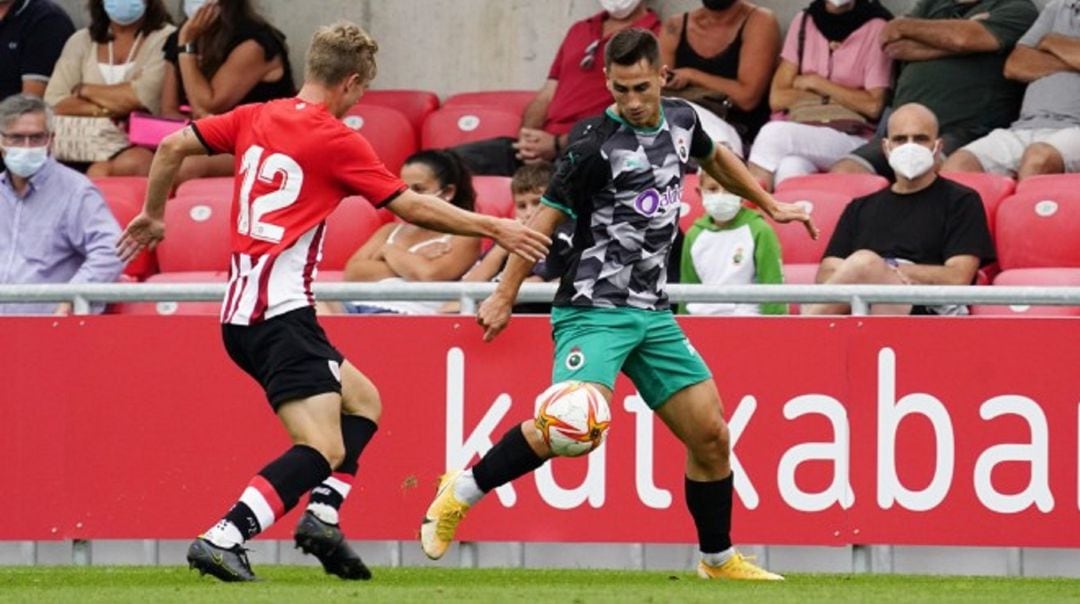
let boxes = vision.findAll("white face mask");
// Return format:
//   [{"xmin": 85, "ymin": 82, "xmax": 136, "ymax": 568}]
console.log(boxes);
[
  {"xmin": 827, "ymin": 0, "xmax": 855, "ymax": 6},
  {"xmin": 3, "ymin": 145, "xmax": 48, "ymax": 178},
  {"xmin": 599, "ymin": 0, "xmax": 641, "ymax": 20},
  {"xmin": 702, "ymin": 192, "xmax": 742, "ymax": 222},
  {"xmin": 887, "ymin": 142, "xmax": 937, "ymax": 180},
  {"xmin": 183, "ymin": 0, "xmax": 208, "ymax": 19}
]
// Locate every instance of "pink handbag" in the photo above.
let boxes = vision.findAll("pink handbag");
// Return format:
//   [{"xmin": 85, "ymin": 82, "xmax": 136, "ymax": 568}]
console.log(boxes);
[{"xmin": 127, "ymin": 112, "xmax": 189, "ymax": 149}]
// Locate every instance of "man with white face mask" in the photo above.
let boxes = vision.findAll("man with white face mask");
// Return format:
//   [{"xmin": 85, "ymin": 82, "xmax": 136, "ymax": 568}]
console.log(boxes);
[
  {"xmin": 0, "ymin": 94, "xmax": 123, "ymax": 315},
  {"xmin": 806, "ymin": 103, "xmax": 995, "ymax": 316},
  {"xmin": 680, "ymin": 166, "xmax": 785, "ymax": 315}
]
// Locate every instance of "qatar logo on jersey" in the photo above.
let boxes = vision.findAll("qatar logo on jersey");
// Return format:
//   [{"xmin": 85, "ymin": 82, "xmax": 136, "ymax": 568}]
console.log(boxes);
[{"xmin": 633, "ymin": 183, "xmax": 683, "ymax": 218}]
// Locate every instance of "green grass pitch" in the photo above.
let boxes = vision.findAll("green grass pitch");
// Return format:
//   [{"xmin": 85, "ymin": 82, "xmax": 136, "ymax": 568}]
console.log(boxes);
[{"xmin": 2, "ymin": 566, "xmax": 1079, "ymax": 603}]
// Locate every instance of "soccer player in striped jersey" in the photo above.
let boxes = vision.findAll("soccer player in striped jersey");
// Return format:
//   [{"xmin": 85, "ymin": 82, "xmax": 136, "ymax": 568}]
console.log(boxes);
[
  {"xmin": 118, "ymin": 21, "xmax": 550, "ymax": 583},
  {"xmin": 420, "ymin": 28, "xmax": 816, "ymax": 581}
]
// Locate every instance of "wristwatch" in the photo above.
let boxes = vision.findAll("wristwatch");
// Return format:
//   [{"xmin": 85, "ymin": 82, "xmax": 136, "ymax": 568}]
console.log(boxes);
[{"xmin": 178, "ymin": 42, "xmax": 198, "ymax": 55}]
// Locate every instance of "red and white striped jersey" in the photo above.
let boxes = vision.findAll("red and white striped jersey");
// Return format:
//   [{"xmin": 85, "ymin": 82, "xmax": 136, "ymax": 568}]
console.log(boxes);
[{"xmin": 192, "ymin": 99, "xmax": 406, "ymax": 325}]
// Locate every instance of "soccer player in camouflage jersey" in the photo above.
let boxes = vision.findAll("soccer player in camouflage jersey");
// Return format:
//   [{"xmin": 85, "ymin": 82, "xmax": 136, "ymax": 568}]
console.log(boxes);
[{"xmin": 420, "ymin": 28, "xmax": 816, "ymax": 581}]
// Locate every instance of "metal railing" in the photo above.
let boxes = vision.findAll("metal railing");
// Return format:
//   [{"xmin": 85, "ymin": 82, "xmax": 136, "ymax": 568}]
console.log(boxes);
[{"xmin": 1, "ymin": 282, "xmax": 1080, "ymax": 316}]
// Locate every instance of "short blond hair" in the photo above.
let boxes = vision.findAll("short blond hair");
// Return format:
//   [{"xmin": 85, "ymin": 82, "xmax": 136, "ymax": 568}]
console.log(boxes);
[{"xmin": 306, "ymin": 21, "xmax": 379, "ymax": 86}]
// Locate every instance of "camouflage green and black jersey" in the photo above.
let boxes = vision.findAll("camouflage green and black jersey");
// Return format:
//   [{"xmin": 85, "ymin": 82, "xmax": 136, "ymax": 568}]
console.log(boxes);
[{"xmin": 542, "ymin": 98, "xmax": 714, "ymax": 310}]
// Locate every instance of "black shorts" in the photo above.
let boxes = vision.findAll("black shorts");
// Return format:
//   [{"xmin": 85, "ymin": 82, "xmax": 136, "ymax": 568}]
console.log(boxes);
[{"xmin": 222, "ymin": 306, "xmax": 344, "ymax": 409}]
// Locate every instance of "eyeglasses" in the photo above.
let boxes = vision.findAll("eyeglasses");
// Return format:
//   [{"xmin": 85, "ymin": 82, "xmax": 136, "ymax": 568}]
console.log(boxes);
[
  {"xmin": 1, "ymin": 132, "xmax": 50, "ymax": 147},
  {"xmin": 580, "ymin": 39, "xmax": 600, "ymax": 70}
]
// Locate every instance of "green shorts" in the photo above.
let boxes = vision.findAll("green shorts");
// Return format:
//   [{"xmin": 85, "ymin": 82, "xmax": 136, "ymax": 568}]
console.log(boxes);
[{"xmin": 550, "ymin": 306, "xmax": 712, "ymax": 409}]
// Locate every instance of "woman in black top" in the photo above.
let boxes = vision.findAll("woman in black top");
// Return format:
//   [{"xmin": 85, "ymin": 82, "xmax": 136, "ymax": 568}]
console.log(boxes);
[
  {"xmin": 161, "ymin": 0, "xmax": 295, "ymax": 183},
  {"xmin": 659, "ymin": 0, "xmax": 780, "ymax": 144}
]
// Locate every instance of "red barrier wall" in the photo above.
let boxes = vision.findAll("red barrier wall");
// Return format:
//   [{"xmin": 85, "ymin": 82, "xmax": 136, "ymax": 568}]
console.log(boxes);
[{"xmin": 1, "ymin": 316, "xmax": 1077, "ymax": 546}]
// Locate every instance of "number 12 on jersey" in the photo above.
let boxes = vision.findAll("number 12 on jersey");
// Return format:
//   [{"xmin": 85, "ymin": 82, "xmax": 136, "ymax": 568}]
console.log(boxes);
[{"xmin": 237, "ymin": 144, "xmax": 305, "ymax": 244}]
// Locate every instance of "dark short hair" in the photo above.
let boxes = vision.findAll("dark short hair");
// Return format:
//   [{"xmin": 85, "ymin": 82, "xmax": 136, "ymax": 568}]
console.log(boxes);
[{"xmin": 604, "ymin": 28, "xmax": 660, "ymax": 70}]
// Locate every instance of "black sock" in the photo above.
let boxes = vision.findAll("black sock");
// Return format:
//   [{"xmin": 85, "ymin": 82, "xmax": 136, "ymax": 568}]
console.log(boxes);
[
  {"xmin": 307, "ymin": 416, "xmax": 378, "ymax": 520},
  {"xmin": 471, "ymin": 425, "xmax": 545, "ymax": 493},
  {"xmin": 224, "ymin": 444, "xmax": 331, "ymax": 540},
  {"xmin": 685, "ymin": 474, "xmax": 734, "ymax": 554}
]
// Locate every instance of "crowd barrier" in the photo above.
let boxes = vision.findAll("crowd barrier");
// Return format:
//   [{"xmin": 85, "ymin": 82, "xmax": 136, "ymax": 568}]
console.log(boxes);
[{"xmin": 2, "ymin": 313, "xmax": 1077, "ymax": 547}]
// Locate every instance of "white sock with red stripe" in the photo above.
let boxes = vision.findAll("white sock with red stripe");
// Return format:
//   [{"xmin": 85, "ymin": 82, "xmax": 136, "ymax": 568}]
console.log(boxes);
[
  {"xmin": 201, "ymin": 445, "xmax": 331, "ymax": 548},
  {"xmin": 306, "ymin": 472, "xmax": 354, "ymax": 525}
]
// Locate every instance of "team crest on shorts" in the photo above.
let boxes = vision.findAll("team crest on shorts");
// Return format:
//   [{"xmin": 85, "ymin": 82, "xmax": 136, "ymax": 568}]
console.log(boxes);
[{"xmin": 565, "ymin": 347, "xmax": 586, "ymax": 371}]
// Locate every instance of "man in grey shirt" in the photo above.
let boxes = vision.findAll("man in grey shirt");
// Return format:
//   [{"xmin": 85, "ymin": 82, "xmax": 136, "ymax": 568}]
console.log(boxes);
[{"xmin": 944, "ymin": 0, "xmax": 1080, "ymax": 178}]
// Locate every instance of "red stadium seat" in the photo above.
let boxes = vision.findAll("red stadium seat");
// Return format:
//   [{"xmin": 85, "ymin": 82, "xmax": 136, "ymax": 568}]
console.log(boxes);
[
  {"xmin": 174, "ymin": 176, "xmax": 234, "ymax": 202},
  {"xmin": 775, "ymin": 173, "xmax": 888, "ymax": 198},
  {"xmin": 444, "ymin": 90, "xmax": 535, "ymax": 116},
  {"xmin": 767, "ymin": 188, "xmax": 854, "ymax": 264},
  {"xmin": 111, "ymin": 271, "xmax": 227, "ymax": 316},
  {"xmin": 357, "ymin": 89, "xmax": 439, "ymax": 144},
  {"xmin": 679, "ymin": 172, "xmax": 703, "ymax": 233},
  {"xmin": 473, "ymin": 175, "xmax": 515, "ymax": 219},
  {"xmin": 782, "ymin": 262, "xmax": 820, "ymax": 315},
  {"xmin": 1015, "ymin": 173, "xmax": 1080, "ymax": 196},
  {"xmin": 96, "ymin": 185, "xmax": 157, "ymax": 280},
  {"xmin": 342, "ymin": 104, "xmax": 417, "ymax": 175},
  {"xmin": 995, "ymin": 191, "xmax": 1080, "ymax": 270},
  {"xmin": 422, "ymin": 106, "xmax": 521, "ymax": 149},
  {"xmin": 971, "ymin": 268, "xmax": 1080, "ymax": 316},
  {"xmin": 941, "ymin": 172, "xmax": 1015, "ymax": 234},
  {"xmin": 92, "ymin": 176, "xmax": 148, "ymax": 205},
  {"xmin": 156, "ymin": 194, "xmax": 233, "ymax": 272},
  {"xmin": 321, "ymin": 196, "xmax": 385, "ymax": 271}
]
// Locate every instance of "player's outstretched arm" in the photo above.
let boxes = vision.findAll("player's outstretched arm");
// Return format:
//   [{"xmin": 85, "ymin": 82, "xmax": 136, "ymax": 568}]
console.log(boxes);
[
  {"xmin": 386, "ymin": 190, "xmax": 551, "ymax": 262},
  {"xmin": 116, "ymin": 127, "xmax": 210, "ymax": 261},
  {"xmin": 699, "ymin": 144, "xmax": 819, "ymax": 240},
  {"xmin": 478, "ymin": 205, "xmax": 566, "ymax": 342}
]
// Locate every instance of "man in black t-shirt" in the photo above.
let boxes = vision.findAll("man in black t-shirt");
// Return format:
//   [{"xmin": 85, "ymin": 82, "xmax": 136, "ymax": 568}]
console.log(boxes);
[
  {"xmin": 806, "ymin": 103, "xmax": 996, "ymax": 315},
  {"xmin": 0, "ymin": 0, "xmax": 75, "ymax": 99}
]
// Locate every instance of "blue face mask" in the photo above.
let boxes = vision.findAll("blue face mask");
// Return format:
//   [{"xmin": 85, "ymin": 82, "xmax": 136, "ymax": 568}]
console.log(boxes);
[
  {"xmin": 104, "ymin": 0, "xmax": 147, "ymax": 26},
  {"xmin": 183, "ymin": 0, "xmax": 207, "ymax": 19},
  {"xmin": 3, "ymin": 145, "xmax": 49, "ymax": 178}
]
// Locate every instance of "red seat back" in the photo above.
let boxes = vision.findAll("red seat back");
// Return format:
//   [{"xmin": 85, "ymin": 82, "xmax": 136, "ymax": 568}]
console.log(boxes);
[
  {"xmin": 174, "ymin": 176, "xmax": 234, "ymax": 201},
  {"xmin": 768, "ymin": 189, "xmax": 854, "ymax": 264},
  {"xmin": 995, "ymin": 191, "xmax": 1080, "ymax": 270},
  {"xmin": 321, "ymin": 196, "xmax": 384, "ymax": 271},
  {"xmin": 357, "ymin": 89, "xmax": 439, "ymax": 145},
  {"xmin": 157, "ymin": 195, "xmax": 233, "ymax": 272},
  {"xmin": 422, "ymin": 106, "xmax": 521, "ymax": 149},
  {"xmin": 342, "ymin": 104, "xmax": 417, "ymax": 176},
  {"xmin": 940, "ymin": 172, "xmax": 1015, "ymax": 235},
  {"xmin": 1015, "ymin": 173, "xmax": 1080, "ymax": 196},
  {"xmin": 443, "ymin": 90, "xmax": 535, "ymax": 117},
  {"xmin": 96, "ymin": 187, "xmax": 158, "ymax": 280},
  {"xmin": 775, "ymin": 173, "xmax": 888, "ymax": 198},
  {"xmin": 92, "ymin": 176, "xmax": 148, "ymax": 205},
  {"xmin": 970, "ymin": 268, "xmax": 1080, "ymax": 316},
  {"xmin": 472, "ymin": 175, "xmax": 515, "ymax": 219}
]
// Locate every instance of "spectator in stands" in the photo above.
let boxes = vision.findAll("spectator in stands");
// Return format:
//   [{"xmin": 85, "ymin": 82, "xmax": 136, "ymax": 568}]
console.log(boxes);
[
  {"xmin": 440, "ymin": 162, "xmax": 559, "ymax": 314},
  {"xmin": 747, "ymin": 0, "xmax": 894, "ymax": 191},
  {"xmin": 453, "ymin": 0, "xmax": 660, "ymax": 176},
  {"xmin": 45, "ymin": 0, "xmax": 175, "ymax": 177},
  {"xmin": 342, "ymin": 149, "xmax": 482, "ymax": 314},
  {"xmin": 0, "ymin": 0, "xmax": 75, "ymax": 99},
  {"xmin": 680, "ymin": 167, "xmax": 785, "ymax": 315},
  {"xmin": 943, "ymin": 0, "xmax": 1080, "ymax": 179},
  {"xmin": 659, "ymin": 0, "xmax": 780, "ymax": 144},
  {"xmin": 830, "ymin": 0, "xmax": 1038, "ymax": 178},
  {"xmin": 806, "ymin": 104, "xmax": 995, "ymax": 316},
  {"xmin": 162, "ymin": 0, "xmax": 295, "ymax": 183},
  {"xmin": 0, "ymin": 94, "xmax": 123, "ymax": 315}
]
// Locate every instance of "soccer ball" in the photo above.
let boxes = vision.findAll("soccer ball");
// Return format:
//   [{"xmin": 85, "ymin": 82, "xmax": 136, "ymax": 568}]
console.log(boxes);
[{"xmin": 534, "ymin": 381, "xmax": 611, "ymax": 457}]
